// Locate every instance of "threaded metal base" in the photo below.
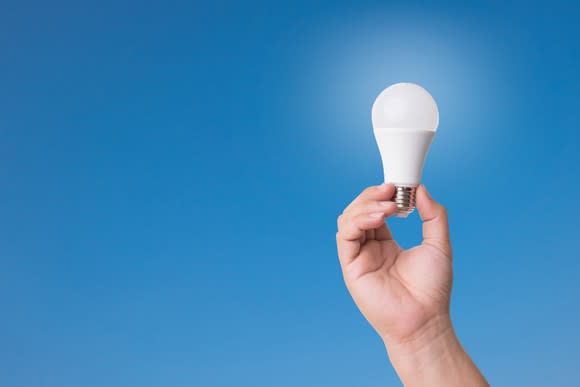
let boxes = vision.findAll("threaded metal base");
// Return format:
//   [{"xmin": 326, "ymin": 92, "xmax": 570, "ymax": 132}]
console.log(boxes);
[{"xmin": 392, "ymin": 185, "xmax": 417, "ymax": 218}]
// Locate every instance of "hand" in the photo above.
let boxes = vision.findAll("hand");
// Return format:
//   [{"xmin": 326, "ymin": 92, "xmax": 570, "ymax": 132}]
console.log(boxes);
[
  {"xmin": 336, "ymin": 184, "xmax": 487, "ymax": 386},
  {"xmin": 336, "ymin": 183, "xmax": 452, "ymax": 342}
]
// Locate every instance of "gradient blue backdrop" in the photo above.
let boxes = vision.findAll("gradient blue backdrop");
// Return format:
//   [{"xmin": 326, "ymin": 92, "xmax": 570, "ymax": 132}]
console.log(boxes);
[{"xmin": 1, "ymin": 1, "xmax": 579, "ymax": 386}]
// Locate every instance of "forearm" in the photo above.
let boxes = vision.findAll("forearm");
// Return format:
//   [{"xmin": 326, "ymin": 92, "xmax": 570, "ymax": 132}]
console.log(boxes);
[{"xmin": 383, "ymin": 314, "xmax": 488, "ymax": 387}]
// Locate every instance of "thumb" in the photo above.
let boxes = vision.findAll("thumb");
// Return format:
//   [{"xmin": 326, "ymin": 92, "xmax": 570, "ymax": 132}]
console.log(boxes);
[{"xmin": 415, "ymin": 185, "xmax": 451, "ymax": 256}]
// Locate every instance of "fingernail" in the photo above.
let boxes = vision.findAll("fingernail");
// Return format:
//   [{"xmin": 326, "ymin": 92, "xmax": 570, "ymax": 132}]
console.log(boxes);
[
  {"xmin": 369, "ymin": 212, "xmax": 385, "ymax": 218},
  {"xmin": 378, "ymin": 201, "xmax": 392, "ymax": 207}
]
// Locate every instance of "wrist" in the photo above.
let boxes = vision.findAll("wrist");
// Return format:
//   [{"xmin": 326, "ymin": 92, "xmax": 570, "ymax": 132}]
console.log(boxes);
[
  {"xmin": 382, "ymin": 313, "xmax": 453, "ymax": 353},
  {"xmin": 383, "ymin": 314, "xmax": 487, "ymax": 387},
  {"xmin": 383, "ymin": 313, "xmax": 455, "ymax": 373}
]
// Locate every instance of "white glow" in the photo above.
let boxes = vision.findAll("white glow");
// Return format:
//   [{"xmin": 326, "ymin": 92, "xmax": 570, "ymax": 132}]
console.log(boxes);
[{"xmin": 286, "ymin": 8, "xmax": 509, "ymax": 184}]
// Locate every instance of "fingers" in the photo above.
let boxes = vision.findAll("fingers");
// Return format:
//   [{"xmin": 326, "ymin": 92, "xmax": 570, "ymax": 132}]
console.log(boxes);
[
  {"xmin": 338, "ymin": 183, "xmax": 396, "ymax": 240},
  {"xmin": 344, "ymin": 183, "xmax": 396, "ymax": 213},
  {"xmin": 374, "ymin": 223, "xmax": 393, "ymax": 241},
  {"xmin": 336, "ymin": 184, "xmax": 397, "ymax": 266},
  {"xmin": 415, "ymin": 184, "xmax": 451, "ymax": 256},
  {"xmin": 338, "ymin": 204, "xmax": 397, "ymax": 241}
]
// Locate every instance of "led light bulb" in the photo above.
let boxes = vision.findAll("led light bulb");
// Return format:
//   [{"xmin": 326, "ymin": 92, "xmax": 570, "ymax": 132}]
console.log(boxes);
[{"xmin": 372, "ymin": 83, "xmax": 439, "ymax": 217}]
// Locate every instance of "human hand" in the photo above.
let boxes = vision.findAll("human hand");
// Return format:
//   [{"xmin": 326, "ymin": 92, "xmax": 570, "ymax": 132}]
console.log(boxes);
[
  {"xmin": 336, "ymin": 184, "xmax": 487, "ymax": 386},
  {"xmin": 336, "ymin": 183, "xmax": 452, "ymax": 343}
]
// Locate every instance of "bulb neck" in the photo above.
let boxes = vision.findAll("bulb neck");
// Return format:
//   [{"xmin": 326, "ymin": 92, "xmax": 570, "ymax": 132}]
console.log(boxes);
[{"xmin": 392, "ymin": 185, "xmax": 417, "ymax": 218}]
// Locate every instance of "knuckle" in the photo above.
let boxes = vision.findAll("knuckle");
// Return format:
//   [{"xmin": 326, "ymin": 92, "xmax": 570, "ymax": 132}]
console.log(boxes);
[
  {"xmin": 362, "ymin": 186, "xmax": 377, "ymax": 196},
  {"xmin": 337, "ymin": 213, "xmax": 345, "ymax": 229},
  {"xmin": 435, "ymin": 203, "xmax": 448, "ymax": 217}
]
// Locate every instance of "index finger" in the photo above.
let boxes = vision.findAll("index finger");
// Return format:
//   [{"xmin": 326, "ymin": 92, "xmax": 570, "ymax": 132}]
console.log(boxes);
[
  {"xmin": 343, "ymin": 183, "xmax": 395, "ymax": 214},
  {"xmin": 336, "ymin": 184, "xmax": 396, "ymax": 266}
]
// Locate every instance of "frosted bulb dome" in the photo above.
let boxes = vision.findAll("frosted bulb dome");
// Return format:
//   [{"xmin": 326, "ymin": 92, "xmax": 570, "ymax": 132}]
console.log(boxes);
[{"xmin": 372, "ymin": 83, "xmax": 439, "ymax": 131}]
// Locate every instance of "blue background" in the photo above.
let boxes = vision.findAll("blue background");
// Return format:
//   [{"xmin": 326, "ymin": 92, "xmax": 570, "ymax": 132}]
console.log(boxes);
[{"xmin": 1, "ymin": 1, "xmax": 579, "ymax": 386}]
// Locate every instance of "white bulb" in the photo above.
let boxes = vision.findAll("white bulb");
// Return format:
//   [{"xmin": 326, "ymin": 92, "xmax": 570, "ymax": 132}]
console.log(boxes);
[{"xmin": 371, "ymin": 83, "xmax": 439, "ymax": 217}]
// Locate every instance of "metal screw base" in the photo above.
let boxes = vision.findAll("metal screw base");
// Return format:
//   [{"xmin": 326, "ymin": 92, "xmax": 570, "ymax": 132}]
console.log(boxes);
[{"xmin": 392, "ymin": 185, "xmax": 417, "ymax": 218}]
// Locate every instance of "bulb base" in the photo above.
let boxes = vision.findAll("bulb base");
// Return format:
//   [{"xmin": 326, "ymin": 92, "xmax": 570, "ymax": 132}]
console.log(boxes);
[{"xmin": 392, "ymin": 185, "xmax": 417, "ymax": 218}]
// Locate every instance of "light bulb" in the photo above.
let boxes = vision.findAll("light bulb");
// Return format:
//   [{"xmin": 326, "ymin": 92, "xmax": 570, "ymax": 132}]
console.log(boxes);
[{"xmin": 372, "ymin": 83, "xmax": 439, "ymax": 217}]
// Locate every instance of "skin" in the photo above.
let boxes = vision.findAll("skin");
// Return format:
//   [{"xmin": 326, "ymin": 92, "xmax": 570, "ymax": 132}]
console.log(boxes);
[{"xmin": 336, "ymin": 183, "xmax": 488, "ymax": 386}]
